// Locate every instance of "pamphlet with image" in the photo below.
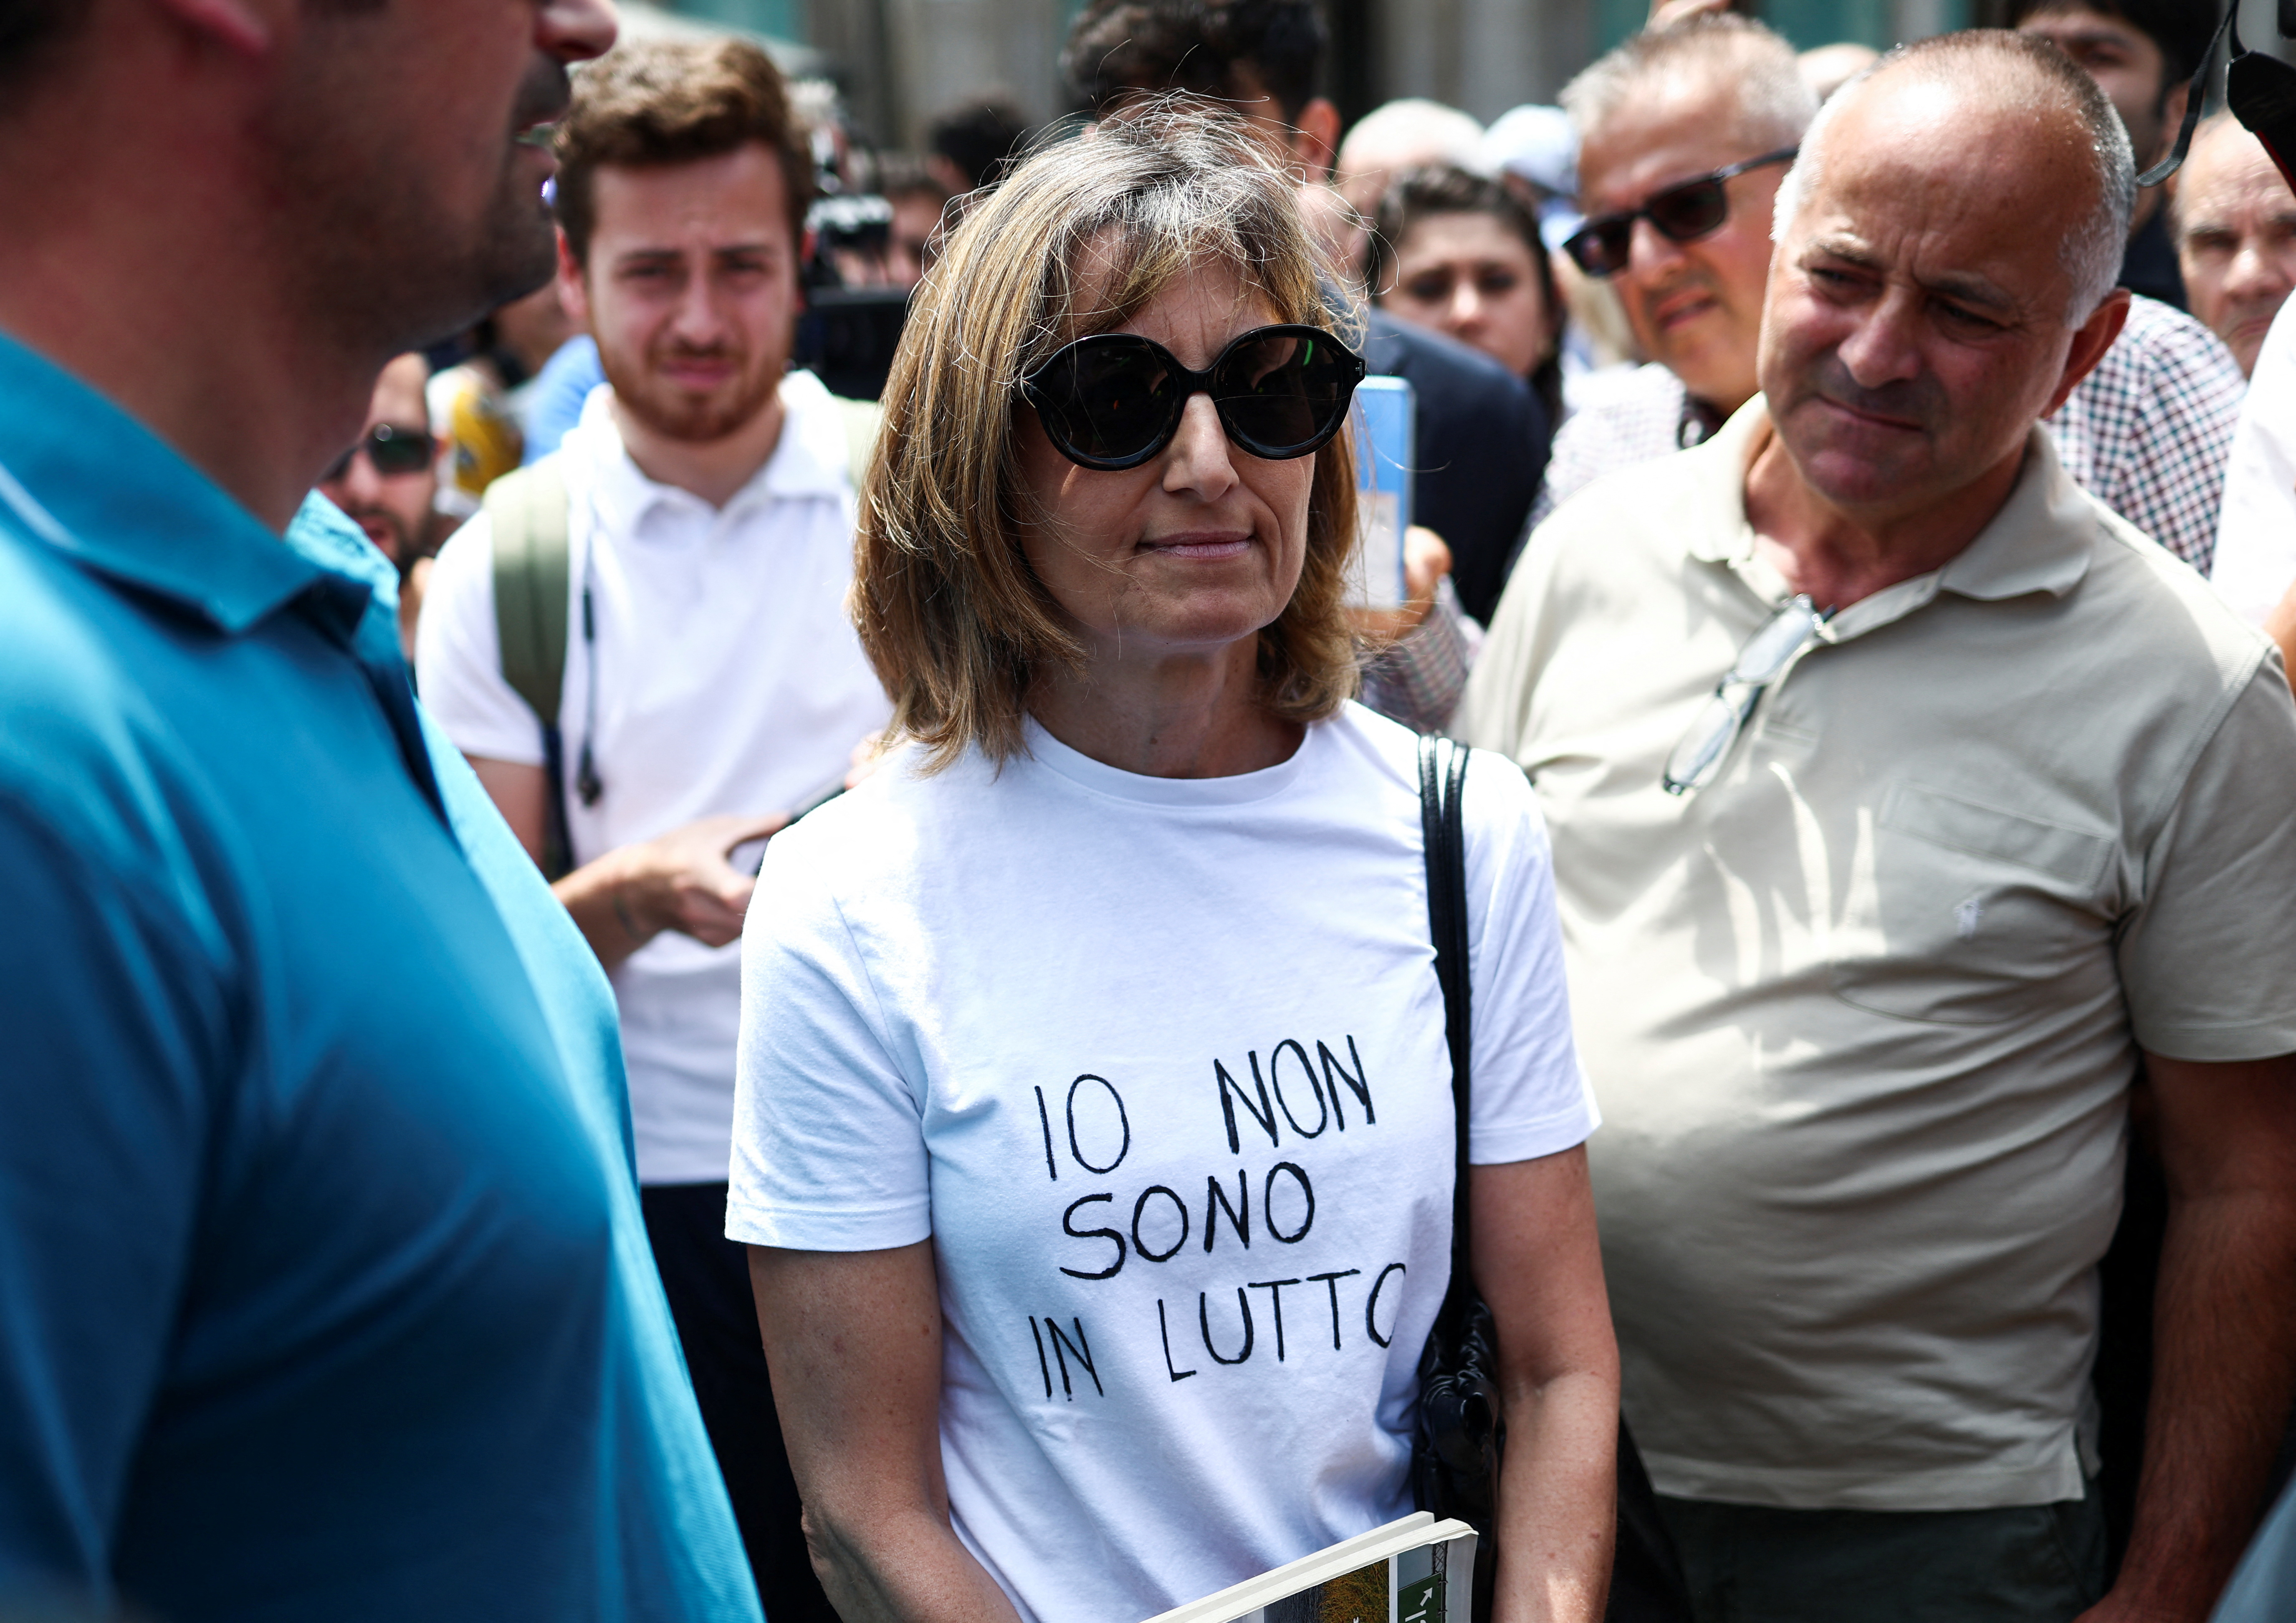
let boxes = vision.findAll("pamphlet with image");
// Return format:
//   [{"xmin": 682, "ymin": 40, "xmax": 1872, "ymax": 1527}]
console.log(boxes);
[{"xmin": 1142, "ymin": 1512, "xmax": 1476, "ymax": 1623}]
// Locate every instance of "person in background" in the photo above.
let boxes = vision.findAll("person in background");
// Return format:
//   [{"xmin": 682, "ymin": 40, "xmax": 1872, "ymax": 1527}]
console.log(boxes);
[
  {"xmin": 430, "ymin": 280, "xmax": 582, "ymax": 518},
  {"xmin": 924, "ymin": 94, "xmax": 1032, "ymax": 196},
  {"xmin": 1462, "ymin": 33, "xmax": 2296, "ymax": 1622},
  {"xmin": 1532, "ymin": 14, "xmax": 2243, "ymax": 576},
  {"xmin": 1527, "ymin": 15, "xmax": 1809, "ymax": 536},
  {"xmin": 317, "ymin": 352, "xmax": 443, "ymax": 658},
  {"xmin": 2013, "ymin": 0, "xmax": 2221, "ymax": 312},
  {"xmin": 0, "ymin": 0, "xmax": 768, "ymax": 1614},
  {"xmin": 416, "ymin": 37, "xmax": 890, "ymax": 1622},
  {"xmin": 874, "ymin": 154, "xmax": 953, "ymax": 288},
  {"xmin": 1062, "ymin": 0, "xmax": 1548, "ymax": 636},
  {"xmin": 738, "ymin": 105, "xmax": 1616, "ymax": 1623},
  {"xmin": 1482, "ymin": 102, "xmax": 1645, "ymax": 382},
  {"xmin": 1369, "ymin": 165, "xmax": 1567, "ymax": 432},
  {"xmin": 1332, "ymin": 96, "xmax": 1486, "ymax": 240},
  {"xmin": 521, "ymin": 324, "xmax": 605, "ymax": 465},
  {"xmin": 2175, "ymin": 113, "xmax": 2296, "ymax": 379}
]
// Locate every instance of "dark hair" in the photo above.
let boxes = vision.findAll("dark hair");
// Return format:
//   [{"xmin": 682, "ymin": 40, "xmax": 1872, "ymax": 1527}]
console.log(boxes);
[
  {"xmin": 2006, "ymin": 0, "xmax": 2223, "ymax": 97},
  {"xmin": 553, "ymin": 37, "xmax": 814, "ymax": 266},
  {"xmin": 0, "ymin": 0, "xmax": 86, "ymax": 96},
  {"xmin": 1061, "ymin": 0, "xmax": 1327, "ymax": 122},
  {"xmin": 1366, "ymin": 164, "xmax": 1565, "ymax": 427},
  {"xmin": 926, "ymin": 97, "xmax": 1033, "ymax": 191},
  {"xmin": 874, "ymin": 153, "xmax": 953, "ymax": 206}
]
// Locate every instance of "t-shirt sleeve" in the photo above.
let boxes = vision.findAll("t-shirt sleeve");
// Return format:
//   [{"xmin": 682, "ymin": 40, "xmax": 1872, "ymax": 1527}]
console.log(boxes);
[
  {"xmin": 0, "ymin": 801, "xmax": 219, "ymax": 1592},
  {"xmin": 726, "ymin": 824, "xmax": 932, "ymax": 1251},
  {"xmin": 411, "ymin": 514, "xmax": 550, "ymax": 768},
  {"xmin": 1459, "ymin": 748, "xmax": 1599, "ymax": 1163},
  {"xmin": 2119, "ymin": 660, "xmax": 2296, "ymax": 1061}
]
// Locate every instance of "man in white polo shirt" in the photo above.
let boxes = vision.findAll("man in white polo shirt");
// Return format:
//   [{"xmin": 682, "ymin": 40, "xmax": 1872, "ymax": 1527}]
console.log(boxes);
[
  {"xmin": 416, "ymin": 36, "xmax": 886, "ymax": 1623},
  {"xmin": 1461, "ymin": 34, "xmax": 2296, "ymax": 1623}
]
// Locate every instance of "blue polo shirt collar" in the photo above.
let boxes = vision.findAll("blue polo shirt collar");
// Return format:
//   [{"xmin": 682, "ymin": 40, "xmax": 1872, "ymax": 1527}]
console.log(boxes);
[
  {"xmin": 0, "ymin": 331, "xmax": 351, "ymax": 637},
  {"xmin": 0, "ymin": 330, "xmax": 445, "ymax": 820}
]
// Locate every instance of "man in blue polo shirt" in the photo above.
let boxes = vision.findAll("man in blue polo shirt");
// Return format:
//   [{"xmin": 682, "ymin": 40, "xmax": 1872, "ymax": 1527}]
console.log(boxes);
[{"xmin": 0, "ymin": 0, "xmax": 764, "ymax": 1618}]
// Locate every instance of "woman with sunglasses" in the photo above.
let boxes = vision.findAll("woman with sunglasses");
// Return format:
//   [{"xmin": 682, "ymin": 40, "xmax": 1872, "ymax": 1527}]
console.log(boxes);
[{"xmin": 728, "ymin": 106, "xmax": 1616, "ymax": 1623}]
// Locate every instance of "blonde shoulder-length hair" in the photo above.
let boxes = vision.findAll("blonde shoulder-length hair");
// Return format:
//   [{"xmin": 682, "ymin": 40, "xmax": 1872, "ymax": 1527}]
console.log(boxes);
[{"xmin": 852, "ymin": 101, "xmax": 1363, "ymax": 773}]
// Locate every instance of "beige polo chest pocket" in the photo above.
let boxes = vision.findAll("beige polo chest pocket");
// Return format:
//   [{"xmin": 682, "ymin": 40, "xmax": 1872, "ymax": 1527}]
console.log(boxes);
[{"xmin": 1828, "ymin": 783, "xmax": 2116, "ymax": 1026}]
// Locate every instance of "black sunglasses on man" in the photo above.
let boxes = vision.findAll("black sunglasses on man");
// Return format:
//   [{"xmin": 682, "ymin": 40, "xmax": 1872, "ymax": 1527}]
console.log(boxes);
[
  {"xmin": 1563, "ymin": 147, "xmax": 1800, "ymax": 280},
  {"xmin": 323, "ymin": 421, "xmax": 433, "ymax": 483}
]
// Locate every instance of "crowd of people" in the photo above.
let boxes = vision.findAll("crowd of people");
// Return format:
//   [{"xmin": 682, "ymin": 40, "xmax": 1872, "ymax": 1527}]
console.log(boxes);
[{"xmin": 6, "ymin": 0, "xmax": 2296, "ymax": 1622}]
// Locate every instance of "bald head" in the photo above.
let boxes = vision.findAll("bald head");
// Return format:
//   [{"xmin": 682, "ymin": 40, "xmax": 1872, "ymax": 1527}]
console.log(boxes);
[
  {"xmin": 1756, "ymin": 37, "xmax": 2135, "ymax": 529},
  {"xmin": 1778, "ymin": 30, "xmax": 2134, "ymax": 321},
  {"xmin": 2175, "ymin": 114, "xmax": 2296, "ymax": 376},
  {"xmin": 1334, "ymin": 98, "xmax": 1483, "ymax": 222}
]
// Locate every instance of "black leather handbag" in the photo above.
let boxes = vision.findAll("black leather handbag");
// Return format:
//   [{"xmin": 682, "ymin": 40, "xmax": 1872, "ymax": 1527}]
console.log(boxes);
[{"xmin": 1409, "ymin": 735, "xmax": 1691, "ymax": 1623}]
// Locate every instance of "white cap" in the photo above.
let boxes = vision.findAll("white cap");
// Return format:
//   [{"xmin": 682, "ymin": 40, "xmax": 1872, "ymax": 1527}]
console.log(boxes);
[
  {"xmin": 1482, "ymin": 104, "xmax": 1576, "ymax": 198},
  {"xmin": 1481, "ymin": 104, "xmax": 1583, "ymax": 253}
]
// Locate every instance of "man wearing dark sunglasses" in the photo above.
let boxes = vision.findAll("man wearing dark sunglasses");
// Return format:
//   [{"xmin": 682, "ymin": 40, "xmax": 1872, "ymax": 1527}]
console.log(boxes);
[
  {"xmin": 1464, "ymin": 33, "xmax": 2296, "ymax": 1623},
  {"xmin": 317, "ymin": 352, "xmax": 442, "ymax": 659}
]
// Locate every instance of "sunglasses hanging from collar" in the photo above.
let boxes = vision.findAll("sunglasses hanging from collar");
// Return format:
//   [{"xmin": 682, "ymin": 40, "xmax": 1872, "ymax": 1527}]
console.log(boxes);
[{"xmin": 2138, "ymin": 5, "xmax": 2296, "ymax": 195}]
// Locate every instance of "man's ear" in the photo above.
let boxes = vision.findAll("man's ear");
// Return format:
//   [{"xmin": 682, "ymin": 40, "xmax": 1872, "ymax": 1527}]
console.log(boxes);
[
  {"xmin": 2047, "ymin": 286, "xmax": 2131, "ymax": 417},
  {"xmin": 556, "ymin": 229, "xmax": 591, "ymax": 328},
  {"xmin": 1290, "ymin": 96, "xmax": 1342, "ymax": 184}
]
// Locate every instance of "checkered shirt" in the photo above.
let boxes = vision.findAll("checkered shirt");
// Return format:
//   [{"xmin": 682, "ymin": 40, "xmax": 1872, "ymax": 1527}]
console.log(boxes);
[
  {"xmin": 2045, "ymin": 294, "xmax": 2244, "ymax": 574},
  {"xmin": 1360, "ymin": 575, "xmax": 1482, "ymax": 733}
]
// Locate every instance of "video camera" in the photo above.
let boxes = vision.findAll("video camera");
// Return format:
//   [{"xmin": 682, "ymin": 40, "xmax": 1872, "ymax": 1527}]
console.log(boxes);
[{"xmin": 796, "ymin": 193, "xmax": 911, "ymax": 401}]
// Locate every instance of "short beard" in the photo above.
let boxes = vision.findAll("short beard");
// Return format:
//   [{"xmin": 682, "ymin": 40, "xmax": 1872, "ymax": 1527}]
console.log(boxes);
[
  {"xmin": 603, "ymin": 341, "xmax": 784, "ymax": 445},
  {"xmin": 334, "ymin": 499, "xmax": 424, "ymax": 572}
]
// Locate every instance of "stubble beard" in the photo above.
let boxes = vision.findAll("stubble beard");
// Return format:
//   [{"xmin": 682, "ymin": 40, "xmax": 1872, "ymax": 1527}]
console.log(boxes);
[
  {"xmin": 269, "ymin": 54, "xmax": 569, "ymax": 358},
  {"xmin": 605, "ymin": 339, "xmax": 784, "ymax": 445}
]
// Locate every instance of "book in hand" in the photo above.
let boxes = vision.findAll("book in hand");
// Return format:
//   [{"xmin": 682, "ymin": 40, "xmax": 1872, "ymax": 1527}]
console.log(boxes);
[{"xmin": 1142, "ymin": 1512, "xmax": 1477, "ymax": 1623}]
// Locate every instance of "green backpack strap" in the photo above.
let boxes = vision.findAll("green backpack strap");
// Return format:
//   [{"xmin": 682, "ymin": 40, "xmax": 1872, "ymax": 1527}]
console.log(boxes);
[
  {"xmin": 834, "ymin": 396, "xmax": 883, "ymax": 491},
  {"xmin": 484, "ymin": 460, "xmax": 575, "ymax": 878}
]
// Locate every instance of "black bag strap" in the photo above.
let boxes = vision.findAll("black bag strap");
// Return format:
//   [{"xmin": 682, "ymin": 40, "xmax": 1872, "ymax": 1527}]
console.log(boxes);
[
  {"xmin": 2136, "ymin": 5, "xmax": 2236, "ymax": 186},
  {"xmin": 1419, "ymin": 734, "xmax": 1474, "ymax": 1345}
]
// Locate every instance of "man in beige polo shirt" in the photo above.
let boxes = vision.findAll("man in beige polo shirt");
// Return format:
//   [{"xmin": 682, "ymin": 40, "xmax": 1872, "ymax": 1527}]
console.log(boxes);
[{"xmin": 1461, "ymin": 32, "xmax": 2296, "ymax": 1623}]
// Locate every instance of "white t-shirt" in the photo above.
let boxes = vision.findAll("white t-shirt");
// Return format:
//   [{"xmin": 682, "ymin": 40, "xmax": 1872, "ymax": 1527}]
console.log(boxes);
[
  {"xmin": 415, "ymin": 370, "xmax": 891, "ymax": 1183},
  {"xmin": 726, "ymin": 703, "xmax": 1596, "ymax": 1623},
  {"xmin": 2213, "ymin": 296, "xmax": 2296, "ymax": 626}
]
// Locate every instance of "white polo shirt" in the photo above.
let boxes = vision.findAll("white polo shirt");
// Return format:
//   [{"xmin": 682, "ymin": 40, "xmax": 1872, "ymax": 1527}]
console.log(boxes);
[
  {"xmin": 416, "ymin": 370, "xmax": 892, "ymax": 1184},
  {"xmin": 1459, "ymin": 400, "xmax": 2296, "ymax": 1512}
]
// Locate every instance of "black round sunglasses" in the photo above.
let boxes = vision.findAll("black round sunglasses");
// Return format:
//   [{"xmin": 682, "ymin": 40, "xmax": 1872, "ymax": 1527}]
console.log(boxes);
[
  {"xmin": 1020, "ymin": 324, "xmax": 1367, "ymax": 472},
  {"xmin": 1562, "ymin": 147, "xmax": 1800, "ymax": 279}
]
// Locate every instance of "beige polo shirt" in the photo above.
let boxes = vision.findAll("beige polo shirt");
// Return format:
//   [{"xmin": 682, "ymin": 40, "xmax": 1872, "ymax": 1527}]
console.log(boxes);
[{"xmin": 1458, "ymin": 400, "xmax": 2296, "ymax": 1512}]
